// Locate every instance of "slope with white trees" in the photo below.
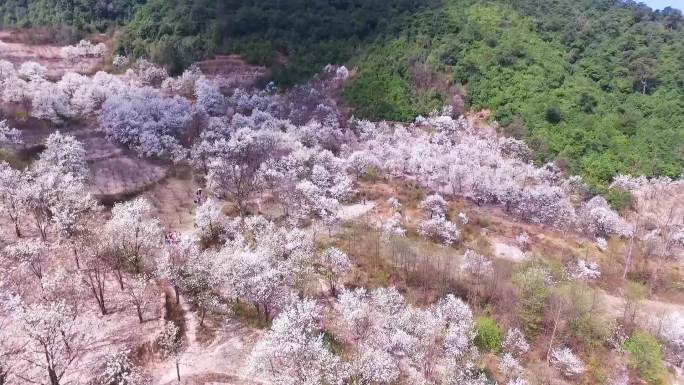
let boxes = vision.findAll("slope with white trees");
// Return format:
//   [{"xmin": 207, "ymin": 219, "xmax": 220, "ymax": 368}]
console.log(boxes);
[{"xmin": 0, "ymin": 37, "xmax": 683, "ymax": 385}]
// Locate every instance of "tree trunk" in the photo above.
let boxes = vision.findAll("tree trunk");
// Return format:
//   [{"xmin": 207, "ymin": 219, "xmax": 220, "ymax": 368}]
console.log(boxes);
[
  {"xmin": 13, "ymin": 221, "xmax": 21, "ymax": 238},
  {"xmin": 175, "ymin": 361, "xmax": 180, "ymax": 381},
  {"xmin": 623, "ymin": 234, "xmax": 634, "ymax": 280},
  {"xmin": 90, "ymin": 285, "xmax": 107, "ymax": 315},
  {"xmin": 48, "ymin": 367, "xmax": 60, "ymax": 385},
  {"xmin": 114, "ymin": 268, "xmax": 125, "ymax": 291},
  {"xmin": 546, "ymin": 302, "xmax": 563, "ymax": 364},
  {"xmin": 329, "ymin": 277, "xmax": 336, "ymax": 297},
  {"xmin": 136, "ymin": 305, "xmax": 144, "ymax": 323},
  {"xmin": 72, "ymin": 248, "xmax": 80, "ymax": 270}
]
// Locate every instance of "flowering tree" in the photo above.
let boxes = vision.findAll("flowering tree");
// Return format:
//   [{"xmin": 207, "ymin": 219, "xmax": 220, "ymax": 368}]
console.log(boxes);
[
  {"xmin": 180, "ymin": 251, "xmax": 223, "ymax": 326},
  {"xmin": 418, "ymin": 216, "xmax": 460, "ymax": 246},
  {"xmin": 36, "ymin": 132, "xmax": 89, "ymax": 179},
  {"xmin": 30, "ymin": 82, "xmax": 74, "ymax": 123},
  {"xmin": 250, "ymin": 299, "xmax": 350, "ymax": 385},
  {"xmin": 157, "ymin": 321, "xmax": 184, "ymax": 382},
  {"xmin": 124, "ymin": 274, "xmax": 157, "ymax": 323},
  {"xmin": 80, "ymin": 238, "xmax": 111, "ymax": 315},
  {"xmin": 105, "ymin": 198, "xmax": 162, "ymax": 278},
  {"xmin": 4, "ymin": 239, "xmax": 47, "ymax": 281},
  {"xmin": 420, "ymin": 194, "xmax": 448, "ymax": 218},
  {"xmin": 381, "ymin": 212, "xmax": 406, "ymax": 239},
  {"xmin": 51, "ymin": 189, "xmax": 99, "ymax": 269},
  {"xmin": 60, "ymin": 40, "xmax": 106, "ymax": 61},
  {"xmin": 318, "ymin": 247, "xmax": 351, "ymax": 295},
  {"xmin": 347, "ymin": 150, "xmax": 380, "ymax": 179},
  {"xmin": 460, "ymin": 249, "xmax": 493, "ymax": 303},
  {"xmin": 112, "ymin": 55, "xmax": 130, "ymax": 70},
  {"xmin": 516, "ymin": 233, "xmax": 530, "ymax": 250},
  {"xmin": 353, "ymin": 346, "xmax": 400, "ymax": 385},
  {"xmin": 1, "ymin": 74, "xmax": 31, "ymax": 108},
  {"xmin": 0, "ymin": 315, "xmax": 21, "ymax": 385},
  {"xmin": 658, "ymin": 311, "xmax": 684, "ymax": 369},
  {"xmin": 156, "ymin": 234, "xmax": 199, "ymax": 304},
  {"xmin": 0, "ymin": 120, "xmax": 21, "ymax": 144},
  {"xmin": 354, "ymin": 114, "xmax": 580, "ymax": 228},
  {"xmin": 18, "ymin": 62, "xmax": 46, "ymax": 81},
  {"xmin": 69, "ymin": 71, "xmax": 127, "ymax": 115},
  {"xmin": 12, "ymin": 132, "xmax": 93, "ymax": 243},
  {"xmin": 0, "ymin": 162, "xmax": 24, "ymax": 237},
  {"xmin": 499, "ymin": 352, "xmax": 523, "ymax": 381},
  {"xmin": 97, "ymin": 348, "xmax": 148, "ymax": 385},
  {"xmin": 132, "ymin": 59, "xmax": 168, "ymax": 87},
  {"xmin": 161, "ymin": 66, "xmax": 202, "ymax": 95},
  {"xmin": 194, "ymin": 198, "xmax": 231, "ymax": 245},
  {"xmin": 333, "ymin": 288, "xmax": 479, "ymax": 383},
  {"xmin": 580, "ymin": 196, "xmax": 631, "ymax": 238},
  {"xmin": 565, "ymin": 259, "xmax": 601, "ymax": 281},
  {"xmin": 502, "ymin": 328, "xmax": 529, "ymax": 358},
  {"xmin": 206, "ymin": 128, "xmax": 281, "ymax": 215},
  {"xmin": 19, "ymin": 170, "xmax": 58, "ymax": 242},
  {"xmin": 195, "ymin": 77, "xmax": 226, "ymax": 116},
  {"xmin": 15, "ymin": 299, "xmax": 89, "ymax": 385},
  {"xmin": 550, "ymin": 347, "xmax": 586, "ymax": 378},
  {"xmin": 99, "ymin": 87, "xmax": 192, "ymax": 160},
  {"xmin": 217, "ymin": 218, "xmax": 322, "ymax": 320}
]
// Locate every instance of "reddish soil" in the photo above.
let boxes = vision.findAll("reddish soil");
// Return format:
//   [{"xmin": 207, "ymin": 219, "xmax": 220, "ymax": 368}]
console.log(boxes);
[
  {"xmin": 0, "ymin": 30, "xmax": 106, "ymax": 79},
  {"xmin": 196, "ymin": 55, "xmax": 268, "ymax": 90}
]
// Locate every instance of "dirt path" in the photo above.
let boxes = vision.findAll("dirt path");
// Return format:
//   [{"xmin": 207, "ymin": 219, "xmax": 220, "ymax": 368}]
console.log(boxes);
[
  {"xmin": 149, "ymin": 297, "xmax": 266, "ymax": 385},
  {"xmin": 0, "ymin": 30, "xmax": 104, "ymax": 78},
  {"xmin": 337, "ymin": 201, "xmax": 376, "ymax": 222},
  {"xmin": 145, "ymin": 175, "xmax": 199, "ymax": 232}
]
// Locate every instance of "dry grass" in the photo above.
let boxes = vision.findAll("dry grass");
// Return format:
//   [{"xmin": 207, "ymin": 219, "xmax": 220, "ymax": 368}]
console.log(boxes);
[{"xmin": 0, "ymin": 29, "xmax": 108, "ymax": 79}]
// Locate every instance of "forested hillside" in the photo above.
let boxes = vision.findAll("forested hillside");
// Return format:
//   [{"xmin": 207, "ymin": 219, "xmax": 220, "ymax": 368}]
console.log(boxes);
[
  {"xmin": 3, "ymin": 2, "xmax": 684, "ymax": 385},
  {"xmin": 117, "ymin": 0, "xmax": 435, "ymax": 78},
  {"xmin": 0, "ymin": 0, "xmax": 144, "ymax": 32},
  {"xmin": 2, "ymin": 0, "xmax": 684, "ymax": 190},
  {"xmin": 345, "ymin": 0, "xmax": 684, "ymax": 190}
]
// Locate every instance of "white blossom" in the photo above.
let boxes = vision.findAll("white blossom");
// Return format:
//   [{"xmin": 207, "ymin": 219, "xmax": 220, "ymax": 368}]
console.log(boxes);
[
  {"xmin": 250, "ymin": 299, "xmax": 351, "ymax": 385},
  {"xmin": 112, "ymin": 55, "xmax": 130, "ymax": 69},
  {"xmin": 418, "ymin": 216, "xmax": 460, "ymax": 246},
  {"xmin": 0, "ymin": 120, "xmax": 21, "ymax": 144},
  {"xmin": 99, "ymin": 87, "xmax": 192, "ymax": 159},
  {"xmin": 550, "ymin": 347, "xmax": 586, "ymax": 378},
  {"xmin": 565, "ymin": 259, "xmax": 601, "ymax": 281},
  {"xmin": 502, "ymin": 328, "xmax": 529, "ymax": 358}
]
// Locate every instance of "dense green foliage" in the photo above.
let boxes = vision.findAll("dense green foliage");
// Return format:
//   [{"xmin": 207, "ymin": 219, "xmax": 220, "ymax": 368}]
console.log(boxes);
[
  {"xmin": 5, "ymin": 0, "xmax": 684, "ymax": 186},
  {"xmin": 623, "ymin": 331, "xmax": 666, "ymax": 385},
  {"xmin": 345, "ymin": 0, "xmax": 684, "ymax": 187},
  {"xmin": 117, "ymin": 0, "xmax": 436, "ymax": 79},
  {"xmin": 473, "ymin": 316, "xmax": 503, "ymax": 353},
  {"xmin": 513, "ymin": 266, "xmax": 550, "ymax": 337},
  {"xmin": 0, "ymin": 0, "xmax": 144, "ymax": 32}
]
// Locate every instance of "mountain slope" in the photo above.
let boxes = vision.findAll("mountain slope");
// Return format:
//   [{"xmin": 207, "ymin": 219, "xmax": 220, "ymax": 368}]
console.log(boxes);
[
  {"xmin": 3, "ymin": 0, "xmax": 684, "ymax": 191},
  {"xmin": 345, "ymin": 0, "xmax": 684, "ymax": 191}
]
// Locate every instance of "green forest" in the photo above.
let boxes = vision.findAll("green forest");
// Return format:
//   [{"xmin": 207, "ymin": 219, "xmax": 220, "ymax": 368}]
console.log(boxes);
[
  {"xmin": 0, "ymin": 0, "xmax": 144, "ymax": 31},
  {"xmin": 2, "ymin": 0, "xmax": 684, "ymax": 190},
  {"xmin": 346, "ymin": 0, "xmax": 684, "ymax": 191}
]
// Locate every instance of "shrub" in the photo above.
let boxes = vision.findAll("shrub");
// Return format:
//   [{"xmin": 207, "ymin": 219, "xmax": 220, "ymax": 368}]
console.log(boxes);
[
  {"xmin": 623, "ymin": 331, "xmax": 666, "ymax": 385},
  {"xmin": 513, "ymin": 266, "xmax": 550, "ymax": 336},
  {"xmin": 474, "ymin": 316, "xmax": 503, "ymax": 353},
  {"xmin": 544, "ymin": 106, "xmax": 562, "ymax": 124}
]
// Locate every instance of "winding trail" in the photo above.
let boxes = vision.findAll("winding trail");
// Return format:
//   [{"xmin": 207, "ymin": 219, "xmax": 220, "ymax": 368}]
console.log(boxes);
[{"xmin": 149, "ymin": 296, "xmax": 266, "ymax": 385}]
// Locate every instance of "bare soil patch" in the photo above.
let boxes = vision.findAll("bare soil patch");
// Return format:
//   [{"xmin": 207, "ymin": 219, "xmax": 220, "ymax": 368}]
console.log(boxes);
[
  {"xmin": 196, "ymin": 55, "xmax": 268, "ymax": 90},
  {"xmin": 0, "ymin": 29, "xmax": 106, "ymax": 79}
]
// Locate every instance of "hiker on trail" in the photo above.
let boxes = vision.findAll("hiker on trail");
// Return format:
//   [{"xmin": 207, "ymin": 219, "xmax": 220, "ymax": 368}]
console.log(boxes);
[{"xmin": 194, "ymin": 188, "xmax": 204, "ymax": 205}]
